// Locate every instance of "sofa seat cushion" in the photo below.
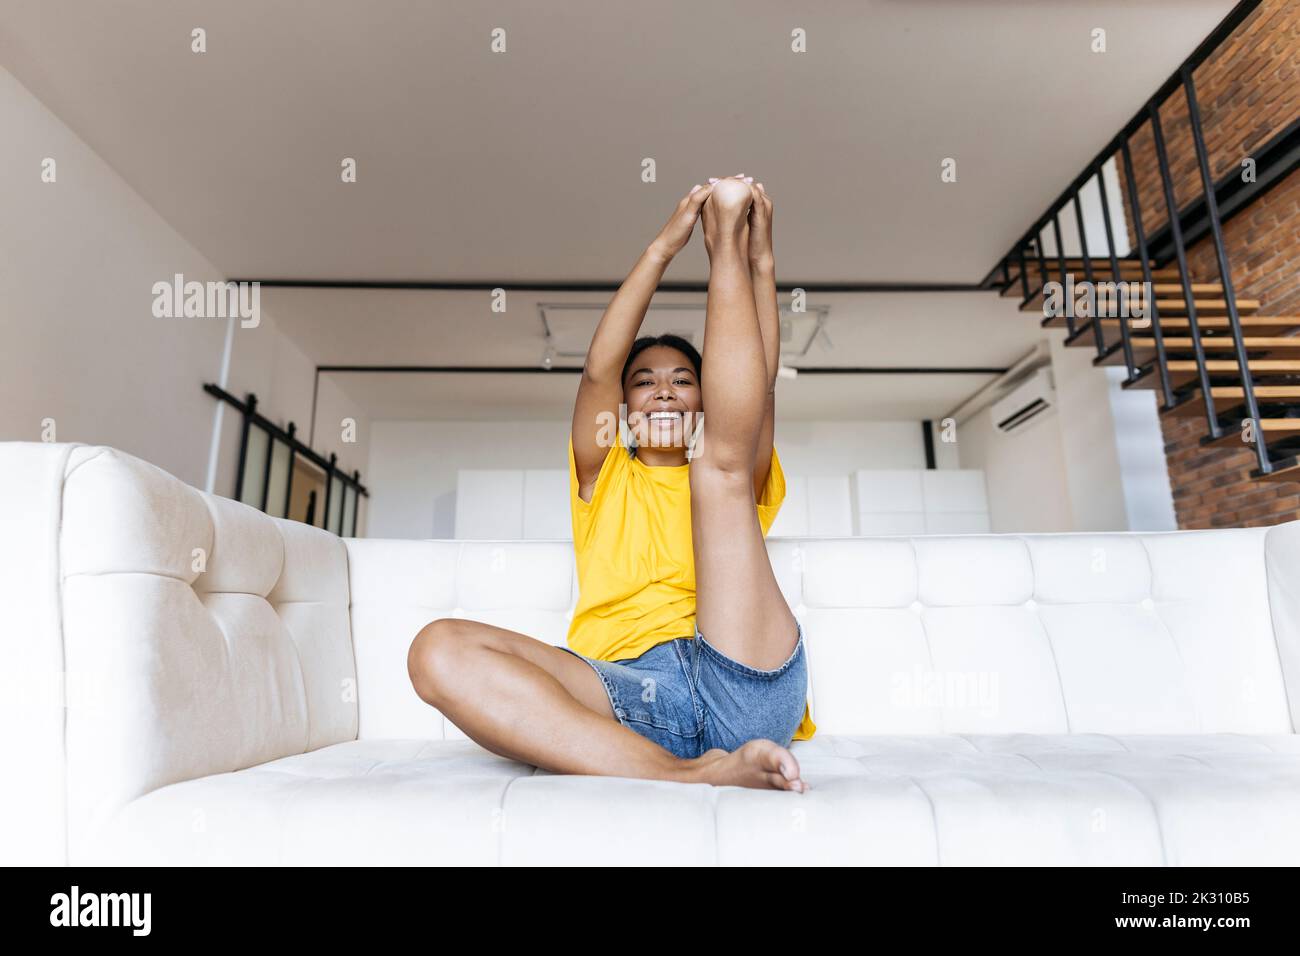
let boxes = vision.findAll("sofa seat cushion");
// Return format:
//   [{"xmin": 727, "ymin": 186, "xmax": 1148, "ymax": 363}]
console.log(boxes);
[{"xmin": 82, "ymin": 734, "xmax": 1300, "ymax": 866}]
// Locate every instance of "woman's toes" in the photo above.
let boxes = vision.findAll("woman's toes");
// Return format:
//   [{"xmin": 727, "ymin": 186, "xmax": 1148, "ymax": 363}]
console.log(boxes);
[
  {"xmin": 778, "ymin": 754, "xmax": 799, "ymax": 781},
  {"xmin": 768, "ymin": 747, "xmax": 806, "ymax": 790}
]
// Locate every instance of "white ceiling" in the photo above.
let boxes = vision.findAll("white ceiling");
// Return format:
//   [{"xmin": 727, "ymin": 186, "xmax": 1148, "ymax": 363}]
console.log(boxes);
[
  {"xmin": 2, "ymin": 0, "xmax": 1234, "ymax": 422},
  {"xmin": 1, "ymin": 0, "xmax": 1234, "ymax": 283},
  {"xmin": 286, "ymin": 287, "xmax": 1032, "ymax": 420},
  {"xmin": 321, "ymin": 369, "xmax": 999, "ymax": 424},
  {"xmin": 272, "ymin": 288, "xmax": 1033, "ymax": 367}
]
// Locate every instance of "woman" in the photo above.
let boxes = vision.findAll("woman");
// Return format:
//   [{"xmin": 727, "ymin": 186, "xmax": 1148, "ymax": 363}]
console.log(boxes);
[{"xmin": 408, "ymin": 174, "xmax": 814, "ymax": 792}]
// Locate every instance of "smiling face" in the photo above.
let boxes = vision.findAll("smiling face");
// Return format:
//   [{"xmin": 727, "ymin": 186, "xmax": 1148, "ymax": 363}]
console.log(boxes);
[{"xmin": 622, "ymin": 344, "xmax": 703, "ymax": 452}]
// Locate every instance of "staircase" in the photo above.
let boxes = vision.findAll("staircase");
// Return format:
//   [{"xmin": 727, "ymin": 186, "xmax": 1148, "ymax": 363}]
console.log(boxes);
[
  {"xmin": 997, "ymin": 256, "xmax": 1300, "ymax": 482},
  {"xmin": 979, "ymin": 1, "xmax": 1298, "ymax": 487}
]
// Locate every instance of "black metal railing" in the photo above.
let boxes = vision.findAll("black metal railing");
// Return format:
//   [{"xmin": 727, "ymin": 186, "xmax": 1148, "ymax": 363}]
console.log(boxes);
[
  {"xmin": 980, "ymin": 0, "xmax": 1277, "ymax": 474},
  {"xmin": 204, "ymin": 383, "xmax": 367, "ymax": 536}
]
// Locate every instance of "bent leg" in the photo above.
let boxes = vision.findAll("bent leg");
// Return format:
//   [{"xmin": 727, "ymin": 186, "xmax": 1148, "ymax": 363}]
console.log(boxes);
[
  {"xmin": 408, "ymin": 617, "xmax": 687, "ymax": 779},
  {"xmin": 692, "ymin": 180, "xmax": 799, "ymax": 671},
  {"xmin": 407, "ymin": 617, "xmax": 806, "ymax": 790}
]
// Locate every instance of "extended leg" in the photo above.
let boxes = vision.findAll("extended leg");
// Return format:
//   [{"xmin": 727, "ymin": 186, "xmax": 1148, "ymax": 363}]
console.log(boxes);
[{"xmin": 691, "ymin": 179, "xmax": 800, "ymax": 671}]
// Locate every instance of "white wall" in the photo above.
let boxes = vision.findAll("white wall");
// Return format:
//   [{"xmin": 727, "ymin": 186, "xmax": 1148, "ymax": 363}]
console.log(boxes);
[
  {"xmin": 1107, "ymin": 368, "xmax": 1177, "ymax": 532},
  {"xmin": 850, "ymin": 469, "xmax": 990, "ymax": 535},
  {"xmin": 1036, "ymin": 156, "xmax": 1131, "ymax": 259},
  {"xmin": 956, "ymin": 406, "xmax": 1075, "ymax": 533},
  {"xmin": 365, "ymin": 418, "xmax": 936, "ymax": 539},
  {"xmin": 955, "ymin": 332, "xmax": 1176, "ymax": 534},
  {"xmin": 365, "ymin": 421, "xmax": 564, "ymax": 539},
  {"xmin": 212, "ymin": 322, "xmax": 371, "ymax": 530},
  {"xmin": 0, "ymin": 67, "xmax": 367, "ymax": 528},
  {"xmin": 1048, "ymin": 332, "xmax": 1175, "ymax": 532},
  {"xmin": 1, "ymin": 65, "xmax": 227, "ymax": 487},
  {"xmin": 1049, "ymin": 334, "xmax": 1131, "ymax": 531}
]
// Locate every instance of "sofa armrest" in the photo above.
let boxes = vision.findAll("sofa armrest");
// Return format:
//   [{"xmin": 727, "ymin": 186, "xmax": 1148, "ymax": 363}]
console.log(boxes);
[
  {"xmin": 1265, "ymin": 519, "xmax": 1300, "ymax": 733},
  {"xmin": 0, "ymin": 440, "xmax": 358, "ymax": 865},
  {"xmin": 0, "ymin": 442, "xmax": 83, "ymax": 864}
]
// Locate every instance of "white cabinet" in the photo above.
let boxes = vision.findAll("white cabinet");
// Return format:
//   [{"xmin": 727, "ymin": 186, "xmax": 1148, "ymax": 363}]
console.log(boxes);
[
  {"xmin": 456, "ymin": 466, "xmax": 991, "ymax": 539},
  {"xmin": 771, "ymin": 475, "xmax": 855, "ymax": 537},
  {"xmin": 920, "ymin": 470, "xmax": 990, "ymax": 533},
  {"xmin": 522, "ymin": 469, "xmax": 570, "ymax": 539},
  {"xmin": 454, "ymin": 470, "xmax": 525, "ymax": 538},
  {"xmin": 853, "ymin": 469, "xmax": 990, "ymax": 536},
  {"xmin": 856, "ymin": 512, "xmax": 927, "ymax": 535},
  {"xmin": 456, "ymin": 468, "xmax": 571, "ymax": 539}
]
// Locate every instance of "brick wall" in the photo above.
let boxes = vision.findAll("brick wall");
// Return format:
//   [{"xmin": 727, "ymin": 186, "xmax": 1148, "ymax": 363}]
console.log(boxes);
[
  {"xmin": 1121, "ymin": 1, "xmax": 1298, "ymax": 240},
  {"xmin": 1183, "ymin": 164, "xmax": 1300, "ymax": 315},
  {"xmin": 1111, "ymin": 1, "xmax": 1300, "ymax": 529}
]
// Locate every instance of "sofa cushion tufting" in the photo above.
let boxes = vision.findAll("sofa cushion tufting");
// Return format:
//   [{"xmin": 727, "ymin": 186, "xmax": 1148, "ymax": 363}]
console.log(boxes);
[{"xmin": 4, "ymin": 440, "xmax": 1299, "ymax": 866}]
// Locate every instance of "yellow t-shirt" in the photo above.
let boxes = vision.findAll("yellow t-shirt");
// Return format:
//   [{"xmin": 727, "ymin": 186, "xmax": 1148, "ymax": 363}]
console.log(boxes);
[{"xmin": 566, "ymin": 428, "xmax": 816, "ymax": 742}]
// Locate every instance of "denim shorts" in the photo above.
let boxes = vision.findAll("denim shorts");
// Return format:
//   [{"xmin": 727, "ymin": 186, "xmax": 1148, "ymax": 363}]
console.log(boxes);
[{"xmin": 560, "ymin": 620, "xmax": 808, "ymax": 760}]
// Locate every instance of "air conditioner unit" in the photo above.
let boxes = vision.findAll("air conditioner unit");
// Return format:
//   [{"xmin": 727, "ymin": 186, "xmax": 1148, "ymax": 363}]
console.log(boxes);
[{"xmin": 991, "ymin": 367, "xmax": 1055, "ymax": 433}]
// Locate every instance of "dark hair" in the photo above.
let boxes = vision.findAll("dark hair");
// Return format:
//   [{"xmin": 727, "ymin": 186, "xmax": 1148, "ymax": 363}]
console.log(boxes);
[{"xmin": 620, "ymin": 333, "xmax": 703, "ymax": 387}]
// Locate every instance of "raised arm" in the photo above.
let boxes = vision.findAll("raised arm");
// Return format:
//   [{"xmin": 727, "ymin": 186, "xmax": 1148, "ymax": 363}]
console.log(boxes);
[
  {"xmin": 571, "ymin": 183, "xmax": 713, "ymax": 491},
  {"xmin": 746, "ymin": 182, "xmax": 779, "ymax": 498}
]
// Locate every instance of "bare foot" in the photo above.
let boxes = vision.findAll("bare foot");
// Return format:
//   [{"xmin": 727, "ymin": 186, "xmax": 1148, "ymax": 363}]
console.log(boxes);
[
  {"xmin": 701, "ymin": 177, "xmax": 753, "ymax": 257},
  {"xmin": 706, "ymin": 177, "xmax": 754, "ymax": 221},
  {"xmin": 680, "ymin": 740, "xmax": 809, "ymax": 792}
]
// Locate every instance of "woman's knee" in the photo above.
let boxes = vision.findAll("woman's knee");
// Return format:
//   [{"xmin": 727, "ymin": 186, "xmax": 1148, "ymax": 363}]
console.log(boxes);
[{"xmin": 408, "ymin": 617, "xmax": 479, "ymax": 705}]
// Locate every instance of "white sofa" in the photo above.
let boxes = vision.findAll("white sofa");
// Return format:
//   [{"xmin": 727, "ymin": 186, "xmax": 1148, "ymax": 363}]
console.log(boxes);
[{"xmin": 4, "ymin": 442, "xmax": 1300, "ymax": 866}]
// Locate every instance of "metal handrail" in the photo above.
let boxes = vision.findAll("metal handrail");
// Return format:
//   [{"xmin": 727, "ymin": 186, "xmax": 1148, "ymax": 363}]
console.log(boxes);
[
  {"xmin": 205, "ymin": 383, "xmax": 368, "ymax": 536},
  {"xmin": 983, "ymin": 0, "xmax": 1272, "ymax": 473},
  {"xmin": 980, "ymin": 0, "xmax": 1263, "ymax": 289}
]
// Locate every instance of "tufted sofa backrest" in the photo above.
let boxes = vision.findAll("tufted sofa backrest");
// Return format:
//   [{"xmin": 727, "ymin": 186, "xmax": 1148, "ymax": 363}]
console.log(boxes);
[
  {"xmin": 0, "ymin": 443, "xmax": 355, "ymax": 864},
  {"xmin": 5, "ymin": 441, "xmax": 1300, "ymax": 865},
  {"xmin": 778, "ymin": 533, "xmax": 1299, "ymax": 736},
  {"xmin": 347, "ymin": 528, "xmax": 1300, "ymax": 743},
  {"xmin": 346, "ymin": 537, "xmax": 578, "ymax": 740}
]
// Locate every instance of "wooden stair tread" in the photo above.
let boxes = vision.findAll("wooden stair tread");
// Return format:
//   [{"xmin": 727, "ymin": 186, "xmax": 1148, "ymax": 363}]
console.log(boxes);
[
  {"xmin": 1148, "ymin": 298, "xmax": 1260, "ymax": 311},
  {"xmin": 1035, "ymin": 298, "xmax": 1259, "ymax": 317},
  {"xmin": 1000, "ymin": 273, "xmax": 1300, "ymax": 482},
  {"xmin": 1130, "ymin": 336, "xmax": 1300, "ymax": 350},
  {"xmin": 1032, "ymin": 281, "xmax": 1226, "ymax": 293},
  {"xmin": 1004, "ymin": 268, "xmax": 1185, "ymax": 291},
  {"xmin": 1023, "ymin": 257, "xmax": 1157, "ymax": 264},
  {"xmin": 1258, "ymin": 460, "xmax": 1300, "ymax": 483},
  {"xmin": 1097, "ymin": 316, "xmax": 1300, "ymax": 331},
  {"xmin": 1165, "ymin": 386, "xmax": 1300, "ymax": 417},
  {"xmin": 1165, "ymin": 360, "xmax": 1300, "ymax": 370},
  {"xmin": 1200, "ymin": 418, "xmax": 1300, "ymax": 447},
  {"xmin": 1183, "ymin": 386, "xmax": 1300, "ymax": 396},
  {"xmin": 1024, "ymin": 283, "xmax": 1220, "ymax": 299},
  {"xmin": 1124, "ymin": 359, "xmax": 1300, "ymax": 387},
  {"xmin": 1070, "ymin": 315, "xmax": 1300, "ymax": 341},
  {"xmin": 1007, "ymin": 272, "xmax": 1184, "ymax": 290},
  {"xmin": 1044, "ymin": 297, "xmax": 1261, "ymax": 310},
  {"xmin": 1146, "ymin": 283, "xmax": 1223, "ymax": 293},
  {"xmin": 1011, "ymin": 262, "xmax": 1166, "ymax": 273},
  {"xmin": 1154, "ymin": 361, "xmax": 1300, "ymax": 387},
  {"xmin": 1096, "ymin": 338, "xmax": 1300, "ymax": 368}
]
